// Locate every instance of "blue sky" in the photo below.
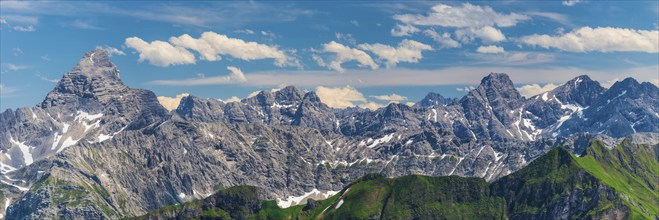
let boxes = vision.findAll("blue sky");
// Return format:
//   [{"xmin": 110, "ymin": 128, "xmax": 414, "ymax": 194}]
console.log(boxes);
[{"xmin": 1, "ymin": 0, "xmax": 658, "ymax": 111}]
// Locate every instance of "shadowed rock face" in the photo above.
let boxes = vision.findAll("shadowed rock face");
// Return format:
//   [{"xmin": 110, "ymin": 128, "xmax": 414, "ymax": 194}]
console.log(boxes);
[{"xmin": 0, "ymin": 50, "xmax": 657, "ymax": 219}]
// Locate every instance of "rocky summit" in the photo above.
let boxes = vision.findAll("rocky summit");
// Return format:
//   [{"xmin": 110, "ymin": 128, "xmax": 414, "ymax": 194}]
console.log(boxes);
[{"xmin": 1, "ymin": 50, "xmax": 658, "ymax": 219}]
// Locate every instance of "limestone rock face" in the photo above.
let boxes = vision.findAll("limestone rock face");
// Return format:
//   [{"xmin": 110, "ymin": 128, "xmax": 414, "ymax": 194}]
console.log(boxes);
[{"xmin": 1, "ymin": 50, "xmax": 657, "ymax": 219}]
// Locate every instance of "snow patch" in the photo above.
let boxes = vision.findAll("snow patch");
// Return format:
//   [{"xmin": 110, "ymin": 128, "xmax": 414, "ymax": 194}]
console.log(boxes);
[
  {"xmin": 271, "ymin": 103, "xmax": 293, "ymax": 109},
  {"xmin": 277, "ymin": 189, "xmax": 340, "ymax": 208},
  {"xmin": 51, "ymin": 133, "xmax": 63, "ymax": 150},
  {"xmin": 0, "ymin": 179, "xmax": 28, "ymax": 191},
  {"xmin": 335, "ymin": 199, "xmax": 344, "ymax": 209},
  {"xmin": 97, "ymin": 125, "xmax": 127, "ymax": 143},
  {"xmin": 0, "ymin": 162, "xmax": 17, "ymax": 173},
  {"xmin": 448, "ymin": 157, "xmax": 465, "ymax": 175},
  {"xmin": 405, "ymin": 139, "xmax": 413, "ymax": 145},
  {"xmin": 58, "ymin": 137, "xmax": 79, "ymax": 153},
  {"xmin": 10, "ymin": 137, "xmax": 33, "ymax": 166},
  {"xmin": 366, "ymin": 133, "xmax": 395, "ymax": 148}
]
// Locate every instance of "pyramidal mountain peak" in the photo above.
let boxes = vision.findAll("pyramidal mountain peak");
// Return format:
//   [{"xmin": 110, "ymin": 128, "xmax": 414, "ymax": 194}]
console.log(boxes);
[{"xmin": 1, "ymin": 49, "xmax": 657, "ymax": 219}]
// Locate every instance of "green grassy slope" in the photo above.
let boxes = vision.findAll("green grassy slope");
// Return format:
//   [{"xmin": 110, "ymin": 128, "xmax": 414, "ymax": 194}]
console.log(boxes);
[
  {"xmin": 574, "ymin": 140, "xmax": 659, "ymax": 219},
  {"xmin": 131, "ymin": 139, "xmax": 658, "ymax": 220}
]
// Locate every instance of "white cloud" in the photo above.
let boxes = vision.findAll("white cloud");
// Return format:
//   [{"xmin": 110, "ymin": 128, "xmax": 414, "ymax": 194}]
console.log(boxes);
[
  {"xmin": 226, "ymin": 66, "xmax": 247, "ymax": 82},
  {"xmin": 391, "ymin": 23, "xmax": 420, "ymax": 37},
  {"xmin": 455, "ymin": 26, "xmax": 506, "ymax": 43},
  {"xmin": 124, "ymin": 37, "xmax": 196, "ymax": 67},
  {"xmin": 151, "ymin": 66, "xmax": 247, "ymax": 86},
  {"xmin": 0, "ymin": 15, "xmax": 38, "ymax": 25},
  {"xmin": 516, "ymin": 83, "xmax": 558, "ymax": 97},
  {"xmin": 562, "ymin": 0, "xmax": 583, "ymax": 6},
  {"xmin": 358, "ymin": 39, "xmax": 433, "ymax": 68},
  {"xmin": 520, "ymin": 26, "xmax": 659, "ymax": 53},
  {"xmin": 37, "ymin": 74, "xmax": 58, "ymax": 83},
  {"xmin": 393, "ymin": 3, "xmax": 530, "ymax": 28},
  {"xmin": 68, "ymin": 19, "xmax": 102, "ymax": 30},
  {"xmin": 220, "ymin": 96, "xmax": 242, "ymax": 103},
  {"xmin": 350, "ymin": 20, "xmax": 359, "ymax": 26},
  {"xmin": 525, "ymin": 12, "xmax": 571, "ymax": 26},
  {"xmin": 315, "ymin": 86, "xmax": 367, "ymax": 108},
  {"xmin": 3, "ymin": 63, "xmax": 31, "ymax": 71},
  {"xmin": 12, "ymin": 48, "xmax": 23, "ymax": 56},
  {"xmin": 234, "ymin": 29, "xmax": 255, "ymax": 34},
  {"xmin": 423, "ymin": 30, "xmax": 461, "ymax": 48},
  {"xmin": 13, "ymin": 25, "xmax": 35, "ymax": 32},
  {"xmin": 315, "ymin": 41, "xmax": 378, "ymax": 72},
  {"xmin": 203, "ymin": 65, "xmax": 658, "ymax": 89},
  {"xmin": 0, "ymin": 84, "xmax": 16, "ymax": 95},
  {"xmin": 476, "ymin": 45, "xmax": 505, "ymax": 54},
  {"xmin": 335, "ymin": 32, "xmax": 357, "ymax": 45},
  {"xmin": 96, "ymin": 46, "xmax": 125, "ymax": 56},
  {"xmin": 370, "ymin": 93, "xmax": 407, "ymax": 102},
  {"xmin": 456, "ymin": 86, "xmax": 475, "ymax": 92},
  {"xmin": 168, "ymin": 31, "xmax": 298, "ymax": 67},
  {"xmin": 40, "ymin": 55, "xmax": 50, "ymax": 61},
  {"xmin": 467, "ymin": 51, "xmax": 555, "ymax": 65},
  {"xmin": 359, "ymin": 102, "xmax": 385, "ymax": 110},
  {"xmin": 157, "ymin": 93, "xmax": 190, "ymax": 111}
]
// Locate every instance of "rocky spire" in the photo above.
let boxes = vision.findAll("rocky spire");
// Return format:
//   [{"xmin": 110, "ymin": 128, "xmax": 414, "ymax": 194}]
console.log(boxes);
[{"xmin": 40, "ymin": 49, "xmax": 125, "ymax": 108}]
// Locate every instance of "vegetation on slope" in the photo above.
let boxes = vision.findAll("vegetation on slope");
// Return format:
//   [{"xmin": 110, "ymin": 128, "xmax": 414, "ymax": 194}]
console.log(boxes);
[{"xmin": 131, "ymin": 139, "xmax": 658, "ymax": 220}]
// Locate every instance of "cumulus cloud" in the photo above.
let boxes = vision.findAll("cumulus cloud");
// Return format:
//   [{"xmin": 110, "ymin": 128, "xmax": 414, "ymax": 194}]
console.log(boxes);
[
  {"xmin": 151, "ymin": 66, "xmax": 247, "ymax": 86},
  {"xmin": 520, "ymin": 27, "xmax": 659, "ymax": 53},
  {"xmin": 359, "ymin": 102, "xmax": 385, "ymax": 110},
  {"xmin": 157, "ymin": 93, "xmax": 190, "ymax": 111},
  {"xmin": 226, "ymin": 66, "xmax": 247, "ymax": 82},
  {"xmin": 358, "ymin": 39, "xmax": 433, "ymax": 68},
  {"xmin": 455, "ymin": 26, "xmax": 506, "ymax": 43},
  {"xmin": 516, "ymin": 83, "xmax": 558, "ymax": 97},
  {"xmin": 456, "ymin": 86, "xmax": 475, "ymax": 92},
  {"xmin": 423, "ymin": 30, "xmax": 461, "ymax": 48},
  {"xmin": 391, "ymin": 23, "xmax": 420, "ymax": 37},
  {"xmin": 315, "ymin": 86, "xmax": 367, "ymax": 108},
  {"xmin": 124, "ymin": 37, "xmax": 196, "ymax": 67},
  {"xmin": 476, "ymin": 45, "xmax": 505, "ymax": 54},
  {"xmin": 393, "ymin": 3, "xmax": 530, "ymax": 28},
  {"xmin": 393, "ymin": 3, "xmax": 526, "ymax": 44},
  {"xmin": 562, "ymin": 0, "xmax": 583, "ymax": 6},
  {"xmin": 370, "ymin": 93, "xmax": 408, "ymax": 102},
  {"xmin": 314, "ymin": 41, "xmax": 378, "ymax": 72},
  {"xmin": 96, "ymin": 45, "xmax": 125, "ymax": 56},
  {"xmin": 220, "ymin": 96, "xmax": 242, "ymax": 103},
  {"xmin": 168, "ymin": 31, "xmax": 298, "ymax": 67}
]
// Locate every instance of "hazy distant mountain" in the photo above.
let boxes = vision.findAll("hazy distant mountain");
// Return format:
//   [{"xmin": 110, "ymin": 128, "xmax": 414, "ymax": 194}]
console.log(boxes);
[{"xmin": 1, "ymin": 50, "xmax": 657, "ymax": 219}]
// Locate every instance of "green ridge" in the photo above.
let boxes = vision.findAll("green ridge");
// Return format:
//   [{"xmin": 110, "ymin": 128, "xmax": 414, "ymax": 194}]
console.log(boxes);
[{"xmin": 130, "ymin": 140, "xmax": 658, "ymax": 219}]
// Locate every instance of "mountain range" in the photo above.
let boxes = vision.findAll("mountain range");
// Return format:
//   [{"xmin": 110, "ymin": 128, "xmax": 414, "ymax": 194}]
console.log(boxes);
[
  {"xmin": 0, "ymin": 49, "xmax": 657, "ymax": 219},
  {"xmin": 134, "ymin": 139, "xmax": 658, "ymax": 219}
]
